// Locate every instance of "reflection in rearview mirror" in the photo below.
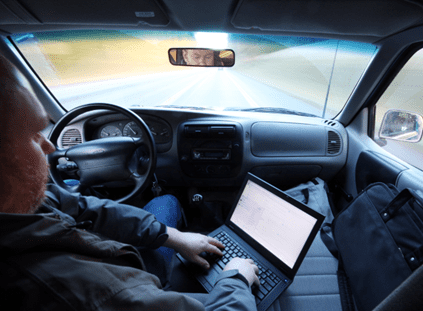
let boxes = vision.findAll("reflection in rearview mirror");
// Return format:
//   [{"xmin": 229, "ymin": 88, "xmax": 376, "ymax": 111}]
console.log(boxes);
[
  {"xmin": 379, "ymin": 109, "xmax": 423, "ymax": 143},
  {"xmin": 168, "ymin": 48, "xmax": 235, "ymax": 67}
]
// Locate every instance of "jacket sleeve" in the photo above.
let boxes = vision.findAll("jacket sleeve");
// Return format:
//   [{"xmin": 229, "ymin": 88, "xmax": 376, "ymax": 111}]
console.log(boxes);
[
  {"xmin": 45, "ymin": 184, "xmax": 168, "ymax": 249},
  {"xmin": 203, "ymin": 270, "xmax": 258, "ymax": 311}
]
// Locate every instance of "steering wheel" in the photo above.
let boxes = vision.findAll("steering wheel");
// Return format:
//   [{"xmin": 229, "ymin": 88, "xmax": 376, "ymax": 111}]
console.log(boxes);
[{"xmin": 47, "ymin": 103, "xmax": 156, "ymax": 203}]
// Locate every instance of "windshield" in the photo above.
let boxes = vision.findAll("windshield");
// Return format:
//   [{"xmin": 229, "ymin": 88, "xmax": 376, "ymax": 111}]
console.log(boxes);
[{"xmin": 12, "ymin": 30, "xmax": 376, "ymax": 118}]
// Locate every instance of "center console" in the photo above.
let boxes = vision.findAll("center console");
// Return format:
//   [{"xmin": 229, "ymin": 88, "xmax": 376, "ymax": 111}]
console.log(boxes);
[{"xmin": 178, "ymin": 121, "xmax": 243, "ymax": 177}]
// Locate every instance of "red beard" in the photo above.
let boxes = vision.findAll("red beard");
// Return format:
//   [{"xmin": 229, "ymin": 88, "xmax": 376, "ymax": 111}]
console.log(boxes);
[{"xmin": 1, "ymin": 151, "xmax": 49, "ymax": 214}]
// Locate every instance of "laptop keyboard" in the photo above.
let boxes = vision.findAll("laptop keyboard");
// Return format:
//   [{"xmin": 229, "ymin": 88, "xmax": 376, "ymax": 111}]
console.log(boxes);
[{"xmin": 212, "ymin": 231, "xmax": 289, "ymax": 303}]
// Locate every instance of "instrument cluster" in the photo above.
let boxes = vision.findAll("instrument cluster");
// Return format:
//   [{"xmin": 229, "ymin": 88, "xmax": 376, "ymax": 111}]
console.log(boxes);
[{"xmin": 97, "ymin": 119, "xmax": 171, "ymax": 144}]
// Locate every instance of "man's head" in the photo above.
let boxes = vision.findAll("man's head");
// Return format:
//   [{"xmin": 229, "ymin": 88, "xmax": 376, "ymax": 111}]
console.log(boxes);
[
  {"xmin": 0, "ymin": 55, "xmax": 55, "ymax": 214},
  {"xmin": 182, "ymin": 49, "xmax": 215, "ymax": 66}
]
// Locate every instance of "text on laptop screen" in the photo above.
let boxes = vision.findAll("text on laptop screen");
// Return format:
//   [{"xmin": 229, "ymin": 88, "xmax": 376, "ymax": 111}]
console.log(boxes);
[{"xmin": 230, "ymin": 180, "xmax": 317, "ymax": 269}]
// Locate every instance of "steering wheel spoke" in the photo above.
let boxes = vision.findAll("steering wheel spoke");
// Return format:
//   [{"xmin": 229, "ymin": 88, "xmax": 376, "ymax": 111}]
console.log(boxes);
[{"xmin": 133, "ymin": 136, "xmax": 146, "ymax": 147}]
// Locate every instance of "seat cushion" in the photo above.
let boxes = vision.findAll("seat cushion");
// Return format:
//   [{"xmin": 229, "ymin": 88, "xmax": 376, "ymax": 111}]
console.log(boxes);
[{"xmin": 267, "ymin": 233, "xmax": 341, "ymax": 311}]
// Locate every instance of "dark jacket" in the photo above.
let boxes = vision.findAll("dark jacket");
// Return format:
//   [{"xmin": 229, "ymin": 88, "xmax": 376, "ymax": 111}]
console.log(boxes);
[{"xmin": 0, "ymin": 184, "xmax": 256, "ymax": 311}]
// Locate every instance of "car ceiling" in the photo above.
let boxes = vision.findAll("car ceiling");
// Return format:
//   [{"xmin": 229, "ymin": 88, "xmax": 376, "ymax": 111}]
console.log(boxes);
[{"xmin": 1, "ymin": 0, "xmax": 423, "ymax": 43}]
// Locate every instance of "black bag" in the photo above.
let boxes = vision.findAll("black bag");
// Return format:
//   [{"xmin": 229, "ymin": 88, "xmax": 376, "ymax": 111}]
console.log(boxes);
[{"xmin": 321, "ymin": 182, "xmax": 423, "ymax": 311}]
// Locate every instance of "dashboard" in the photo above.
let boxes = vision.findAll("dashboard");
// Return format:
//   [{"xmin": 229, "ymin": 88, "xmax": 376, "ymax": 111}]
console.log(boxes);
[
  {"xmin": 58, "ymin": 112, "xmax": 173, "ymax": 153},
  {"xmin": 56, "ymin": 108, "xmax": 347, "ymax": 190}
]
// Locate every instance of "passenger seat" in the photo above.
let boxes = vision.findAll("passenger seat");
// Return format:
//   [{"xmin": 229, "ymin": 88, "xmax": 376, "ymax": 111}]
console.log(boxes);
[{"xmin": 268, "ymin": 178, "xmax": 341, "ymax": 311}]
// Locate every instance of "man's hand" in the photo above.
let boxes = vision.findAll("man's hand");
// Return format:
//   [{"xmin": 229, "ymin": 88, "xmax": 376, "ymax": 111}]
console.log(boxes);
[
  {"xmin": 224, "ymin": 258, "xmax": 260, "ymax": 287},
  {"xmin": 164, "ymin": 227, "xmax": 224, "ymax": 269}
]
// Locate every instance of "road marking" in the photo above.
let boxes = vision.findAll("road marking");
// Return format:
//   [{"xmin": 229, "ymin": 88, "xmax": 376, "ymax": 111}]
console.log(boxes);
[
  {"xmin": 159, "ymin": 72, "xmax": 209, "ymax": 106},
  {"xmin": 226, "ymin": 72, "xmax": 260, "ymax": 107}
]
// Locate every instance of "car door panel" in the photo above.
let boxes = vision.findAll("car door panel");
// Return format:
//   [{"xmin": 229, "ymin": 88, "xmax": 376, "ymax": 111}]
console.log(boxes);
[
  {"xmin": 355, "ymin": 150, "xmax": 407, "ymax": 193},
  {"xmin": 341, "ymin": 108, "xmax": 423, "ymax": 210}
]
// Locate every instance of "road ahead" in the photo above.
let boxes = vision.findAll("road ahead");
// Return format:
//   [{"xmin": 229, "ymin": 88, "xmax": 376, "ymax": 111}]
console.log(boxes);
[{"xmin": 51, "ymin": 69, "xmax": 323, "ymax": 117}]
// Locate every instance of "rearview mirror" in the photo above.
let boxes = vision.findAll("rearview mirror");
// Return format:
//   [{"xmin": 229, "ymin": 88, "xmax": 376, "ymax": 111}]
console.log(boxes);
[
  {"xmin": 168, "ymin": 48, "xmax": 235, "ymax": 67},
  {"xmin": 379, "ymin": 109, "xmax": 423, "ymax": 143}
]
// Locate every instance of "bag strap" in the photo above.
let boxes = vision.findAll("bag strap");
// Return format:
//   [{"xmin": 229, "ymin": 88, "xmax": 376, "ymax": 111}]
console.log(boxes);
[
  {"xmin": 320, "ymin": 223, "xmax": 339, "ymax": 258},
  {"xmin": 382, "ymin": 189, "xmax": 414, "ymax": 221},
  {"xmin": 300, "ymin": 188, "xmax": 310, "ymax": 205}
]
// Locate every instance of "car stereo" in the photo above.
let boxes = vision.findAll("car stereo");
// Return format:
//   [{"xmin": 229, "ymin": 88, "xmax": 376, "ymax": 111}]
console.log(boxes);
[{"xmin": 178, "ymin": 121, "xmax": 243, "ymax": 177}]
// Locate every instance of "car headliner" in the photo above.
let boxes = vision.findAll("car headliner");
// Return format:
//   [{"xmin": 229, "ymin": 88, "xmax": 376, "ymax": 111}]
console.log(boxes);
[{"xmin": 0, "ymin": 0, "xmax": 423, "ymax": 43}]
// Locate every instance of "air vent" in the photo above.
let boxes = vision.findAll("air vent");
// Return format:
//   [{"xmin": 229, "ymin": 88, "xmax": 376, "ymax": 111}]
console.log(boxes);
[
  {"xmin": 185, "ymin": 125, "xmax": 235, "ymax": 138},
  {"xmin": 327, "ymin": 131, "xmax": 341, "ymax": 155},
  {"xmin": 62, "ymin": 129, "xmax": 82, "ymax": 149},
  {"xmin": 323, "ymin": 119, "xmax": 337, "ymax": 127}
]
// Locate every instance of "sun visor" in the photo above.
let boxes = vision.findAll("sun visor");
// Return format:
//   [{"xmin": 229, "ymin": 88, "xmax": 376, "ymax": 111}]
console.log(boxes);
[
  {"xmin": 231, "ymin": 0, "xmax": 423, "ymax": 38},
  {"xmin": 0, "ymin": 0, "xmax": 169, "ymax": 27}
]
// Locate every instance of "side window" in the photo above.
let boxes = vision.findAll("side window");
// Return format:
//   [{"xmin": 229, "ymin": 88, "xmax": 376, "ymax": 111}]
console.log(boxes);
[{"xmin": 373, "ymin": 48, "xmax": 423, "ymax": 170}]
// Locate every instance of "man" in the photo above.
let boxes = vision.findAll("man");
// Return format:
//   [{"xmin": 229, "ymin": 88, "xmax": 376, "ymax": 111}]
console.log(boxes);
[
  {"xmin": 0, "ymin": 55, "xmax": 259, "ymax": 310},
  {"xmin": 182, "ymin": 49, "xmax": 222, "ymax": 66}
]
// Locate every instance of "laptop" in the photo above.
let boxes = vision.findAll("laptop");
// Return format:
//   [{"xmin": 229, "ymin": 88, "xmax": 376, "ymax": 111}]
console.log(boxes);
[{"xmin": 177, "ymin": 173, "xmax": 324, "ymax": 311}]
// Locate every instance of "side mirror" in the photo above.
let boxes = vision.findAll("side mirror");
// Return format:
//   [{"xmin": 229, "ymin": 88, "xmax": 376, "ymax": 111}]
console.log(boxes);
[
  {"xmin": 379, "ymin": 109, "xmax": 423, "ymax": 143},
  {"xmin": 168, "ymin": 48, "xmax": 235, "ymax": 67}
]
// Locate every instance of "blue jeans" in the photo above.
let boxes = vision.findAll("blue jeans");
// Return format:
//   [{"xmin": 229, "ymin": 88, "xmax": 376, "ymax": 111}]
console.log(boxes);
[
  {"xmin": 140, "ymin": 194, "xmax": 182, "ymax": 286},
  {"xmin": 143, "ymin": 194, "xmax": 182, "ymax": 263}
]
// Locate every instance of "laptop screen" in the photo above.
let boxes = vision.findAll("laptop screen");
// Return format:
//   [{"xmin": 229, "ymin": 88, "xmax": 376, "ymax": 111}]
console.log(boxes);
[{"xmin": 230, "ymin": 178, "xmax": 318, "ymax": 269}]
